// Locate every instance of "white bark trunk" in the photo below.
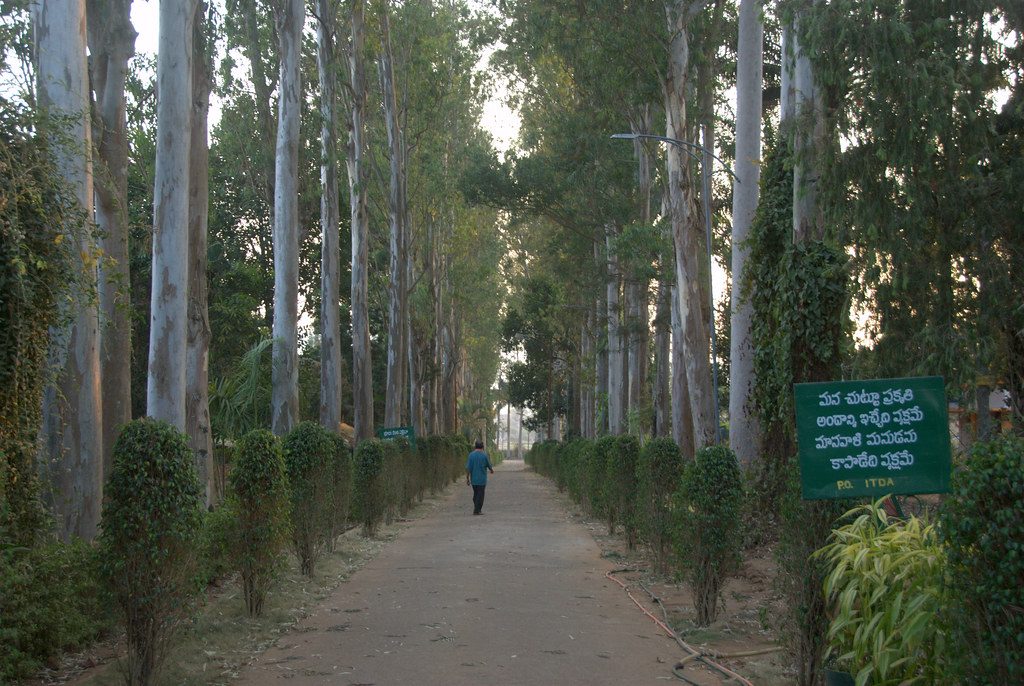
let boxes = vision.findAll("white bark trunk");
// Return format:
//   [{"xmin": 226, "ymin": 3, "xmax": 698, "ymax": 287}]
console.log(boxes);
[
  {"xmin": 186, "ymin": 8, "xmax": 214, "ymax": 505},
  {"xmin": 780, "ymin": 20, "xmax": 796, "ymax": 124},
  {"xmin": 671, "ymin": 284, "xmax": 695, "ymax": 459},
  {"xmin": 654, "ymin": 277, "xmax": 671, "ymax": 437},
  {"xmin": 606, "ymin": 227, "xmax": 625, "ymax": 435},
  {"xmin": 317, "ymin": 0, "xmax": 342, "ymax": 433},
  {"xmin": 729, "ymin": 0, "xmax": 763, "ymax": 469},
  {"xmin": 147, "ymin": 0, "xmax": 195, "ymax": 428},
  {"xmin": 270, "ymin": 0, "xmax": 302, "ymax": 436},
  {"xmin": 665, "ymin": 1, "xmax": 718, "ymax": 451},
  {"xmin": 35, "ymin": 0, "xmax": 103, "ymax": 540},
  {"xmin": 88, "ymin": 0, "xmax": 135, "ymax": 471},
  {"xmin": 348, "ymin": 0, "xmax": 373, "ymax": 441},
  {"xmin": 380, "ymin": 0, "xmax": 407, "ymax": 428}
]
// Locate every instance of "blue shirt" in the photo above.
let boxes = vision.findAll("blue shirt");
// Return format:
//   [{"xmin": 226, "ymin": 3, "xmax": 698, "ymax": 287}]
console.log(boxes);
[{"xmin": 466, "ymin": 450, "xmax": 492, "ymax": 486}]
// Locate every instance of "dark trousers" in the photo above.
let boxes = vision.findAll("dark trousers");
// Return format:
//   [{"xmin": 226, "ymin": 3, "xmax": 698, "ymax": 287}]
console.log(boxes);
[{"xmin": 472, "ymin": 484, "xmax": 486, "ymax": 513}]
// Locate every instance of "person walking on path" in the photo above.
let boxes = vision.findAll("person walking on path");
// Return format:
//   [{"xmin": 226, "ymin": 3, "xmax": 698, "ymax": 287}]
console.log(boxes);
[{"xmin": 465, "ymin": 439, "xmax": 494, "ymax": 515}]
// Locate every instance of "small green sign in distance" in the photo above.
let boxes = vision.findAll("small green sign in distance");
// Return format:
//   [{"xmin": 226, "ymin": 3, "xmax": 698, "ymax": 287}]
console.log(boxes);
[
  {"xmin": 794, "ymin": 376, "xmax": 951, "ymax": 500},
  {"xmin": 377, "ymin": 425, "xmax": 416, "ymax": 447}
]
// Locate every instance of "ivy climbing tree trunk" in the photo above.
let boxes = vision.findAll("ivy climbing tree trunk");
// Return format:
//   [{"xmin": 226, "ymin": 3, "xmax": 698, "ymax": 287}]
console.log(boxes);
[
  {"xmin": 87, "ymin": 0, "xmax": 135, "ymax": 472},
  {"xmin": 348, "ymin": 0, "xmax": 373, "ymax": 441},
  {"xmin": 147, "ymin": 0, "xmax": 196, "ymax": 428},
  {"xmin": 729, "ymin": 0, "xmax": 763, "ymax": 469},
  {"xmin": 317, "ymin": 0, "xmax": 342, "ymax": 433},
  {"xmin": 34, "ymin": 0, "xmax": 104, "ymax": 540},
  {"xmin": 186, "ymin": 3, "xmax": 214, "ymax": 505},
  {"xmin": 664, "ymin": 0, "xmax": 717, "ymax": 451},
  {"xmin": 270, "ymin": 0, "xmax": 302, "ymax": 436},
  {"xmin": 380, "ymin": 0, "xmax": 407, "ymax": 429}
]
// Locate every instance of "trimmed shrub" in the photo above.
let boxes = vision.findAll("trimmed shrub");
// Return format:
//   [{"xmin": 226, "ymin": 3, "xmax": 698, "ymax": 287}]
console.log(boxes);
[
  {"xmin": 98, "ymin": 419, "xmax": 203, "ymax": 686},
  {"xmin": 589, "ymin": 436, "xmax": 616, "ymax": 522},
  {"xmin": 381, "ymin": 440, "xmax": 401, "ymax": 525},
  {"xmin": 607, "ymin": 435, "xmax": 641, "ymax": 548},
  {"xmin": 282, "ymin": 422, "xmax": 333, "ymax": 577},
  {"xmin": 672, "ymin": 444, "xmax": 744, "ymax": 626},
  {"xmin": 327, "ymin": 434, "xmax": 352, "ymax": 549},
  {"xmin": 354, "ymin": 438, "xmax": 386, "ymax": 536},
  {"xmin": 0, "ymin": 539, "xmax": 111, "ymax": 682},
  {"xmin": 229, "ymin": 429, "xmax": 290, "ymax": 616},
  {"xmin": 425, "ymin": 435, "xmax": 446, "ymax": 494},
  {"xmin": 415, "ymin": 440, "xmax": 430, "ymax": 502},
  {"xmin": 941, "ymin": 435, "xmax": 1024, "ymax": 684},
  {"xmin": 638, "ymin": 437, "xmax": 683, "ymax": 573},
  {"xmin": 196, "ymin": 504, "xmax": 237, "ymax": 585}
]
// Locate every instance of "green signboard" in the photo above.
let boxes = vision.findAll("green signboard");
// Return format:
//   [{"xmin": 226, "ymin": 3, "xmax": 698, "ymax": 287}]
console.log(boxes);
[
  {"xmin": 794, "ymin": 376, "xmax": 951, "ymax": 500},
  {"xmin": 377, "ymin": 425, "xmax": 416, "ymax": 446}
]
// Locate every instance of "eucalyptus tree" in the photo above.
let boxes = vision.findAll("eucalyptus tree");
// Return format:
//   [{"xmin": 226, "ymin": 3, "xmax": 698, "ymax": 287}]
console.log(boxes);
[
  {"xmin": 378, "ymin": 0, "xmax": 407, "ymax": 429},
  {"xmin": 187, "ymin": 2, "xmax": 215, "ymax": 502},
  {"xmin": 269, "ymin": 0, "xmax": 303, "ymax": 436},
  {"xmin": 33, "ymin": 0, "xmax": 103, "ymax": 539},
  {"xmin": 87, "ymin": 0, "xmax": 136, "ymax": 467},
  {"xmin": 148, "ymin": 0, "xmax": 197, "ymax": 427},
  {"xmin": 728, "ymin": 0, "xmax": 763, "ymax": 469},
  {"xmin": 347, "ymin": 0, "xmax": 373, "ymax": 441},
  {"xmin": 316, "ymin": 0, "xmax": 343, "ymax": 433}
]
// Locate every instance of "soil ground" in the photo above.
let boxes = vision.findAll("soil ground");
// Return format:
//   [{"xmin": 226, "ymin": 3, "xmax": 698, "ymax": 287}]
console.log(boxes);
[{"xmin": 34, "ymin": 460, "xmax": 794, "ymax": 686}]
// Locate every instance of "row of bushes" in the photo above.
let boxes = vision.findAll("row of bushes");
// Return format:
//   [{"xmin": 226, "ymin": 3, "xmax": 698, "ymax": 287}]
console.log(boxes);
[
  {"xmin": 529, "ymin": 434, "xmax": 1024, "ymax": 686},
  {"xmin": 527, "ymin": 436, "xmax": 744, "ymax": 625},
  {"xmin": 0, "ymin": 420, "xmax": 473, "ymax": 684}
]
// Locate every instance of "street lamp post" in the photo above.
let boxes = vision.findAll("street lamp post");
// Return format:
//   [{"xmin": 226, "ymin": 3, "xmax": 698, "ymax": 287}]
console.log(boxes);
[{"xmin": 611, "ymin": 132, "xmax": 735, "ymax": 444}]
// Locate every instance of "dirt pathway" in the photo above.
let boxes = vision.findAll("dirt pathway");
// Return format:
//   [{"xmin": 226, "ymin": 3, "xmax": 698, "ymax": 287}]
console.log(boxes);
[{"xmin": 234, "ymin": 460, "xmax": 680, "ymax": 685}]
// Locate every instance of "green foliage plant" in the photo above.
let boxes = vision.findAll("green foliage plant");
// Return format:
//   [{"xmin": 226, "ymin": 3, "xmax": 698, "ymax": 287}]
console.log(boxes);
[
  {"xmin": 672, "ymin": 445, "xmax": 744, "ymax": 626},
  {"xmin": 354, "ymin": 438, "xmax": 386, "ymax": 537},
  {"xmin": 282, "ymin": 422, "xmax": 333, "ymax": 577},
  {"xmin": 381, "ymin": 440, "xmax": 401, "ymax": 525},
  {"xmin": 392, "ymin": 437, "xmax": 414, "ymax": 516},
  {"xmin": 328, "ymin": 435, "xmax": 352, "ymax": 550},
  {"xmin": 610, "ymin": 435, "xmax": 641, "ymax": 549},
  {"xmin": 228, "ymin": 429, "xmax": 290, "ymax": 616},
  {"xmin": 589, "ymin": 436, "xmax": 615, "ymax": 524},
  {"xmin": 940, "ymin": 435, "xmax": 1024, "ymax": 684},
  {"xmin": 425, "ymin": 435, "xmax": 446, "ymax": 494},
  {"xmin": 817, "ymin": 500, "xmax": 947, "ymax": 685},
  {"xmin": 0, "ymin": 539, "xmax": 111, "ymax": 682},
  {"xmin": 638, "ymin": 437, "xmax": 684, "ymax": 574},
  {"xmin": 98, "ymin": 419, "xmax": 203, "ymax": 686}
]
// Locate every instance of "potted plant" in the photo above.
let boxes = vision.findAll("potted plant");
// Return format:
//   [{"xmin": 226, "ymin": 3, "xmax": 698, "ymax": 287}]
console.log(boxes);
[{"xmin": 815, "ymin": 499, "xmax": 947, "ymax": 686}]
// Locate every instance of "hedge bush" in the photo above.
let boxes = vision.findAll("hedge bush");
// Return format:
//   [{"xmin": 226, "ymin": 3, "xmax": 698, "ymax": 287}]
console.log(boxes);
[
  {"xmin": 328, "ymin": 434, "xmax": 352, "ymax": 549},
  {"xmin": 282, "ymin": 422, "xmax": 333, "ymax": 576},
  {"xmin": 98, "ymin": 419, "xmax": 203, "ymax": 686},
  {"xmin": 672, "ymin": 444, "xmax": 744, "ymax": 626},
  {"xmin": 0, "ymin": 539, "xmax": 111, "ymax": 682},
  {"xmin": 607, "ymin": 435, "xmax": 640, "ymax": 548},
  {"xmin": 354, "ymin": 438, "xmax": 386, "ymax": 536},
  {"xmin": 941, "ymin": 435, "xmax": 1024, "ymax": 684},
  {"xmin": 229, "ymin": 429, "xmax": 290, "ymax": 616},
  {"xmin": 590, "ymin": 436, "xmax": 616, "ymax": 522},
  {"xmin": 638, "ymin": 437, "xmax": 683, "ymax": 573}
]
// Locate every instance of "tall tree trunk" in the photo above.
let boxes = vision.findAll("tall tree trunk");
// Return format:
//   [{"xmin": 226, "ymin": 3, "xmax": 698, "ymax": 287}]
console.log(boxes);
[
  {"xmin": 606, "ymin": 226, "xmax": 625, "ymax": 435},
  {"xmin": 671, "ymin": 284, "xmax": 696, "ymax": 459},
  {"xmin": 792, "ymin": 0, "xmax": 825, "ymax": 243},
  {"xmin": 270, "ymin": 0, "xmax": 302, "ymax": 436},
  {"xmin": 347, "ymin": 0, "xmax": 373, "ymax": 440},
  {"xmin": 88, "ymin": 0, "xmax": 135, "ymax": 471},
  {"xmin": 186, "ymin": 4, "xmax": 214, "ymax": 504},
  {"xmin": 147, "ymin": 0, "xmax": 196, "ymax": 428},
  {"xmin": 241, "ymin": 1, "xmax": 276, "ymax": 204},
  {"xmin": 664, "ymin": 0, "xmax": 717, "ymax": 451},
  {"xmin": 780, "ymin": 18, "xmax": 796, "ymax": 124},
  {"xmin": 729, "ymin": 0, "xmax": 763, "ymax": 469},
  {"xmin": 654, "ymin": 277, "xmax": 672, "ymax": 437},
  {"xmin": 581, "ymin": 313, "xmax": 594, "ymax": 438},
  {"xmin": 380, "ymin": 0, "xmax": 407, "ymax": 428},
  {"xmin": 317, "ymin": 0, "xmax": 342, "ymax": 433},
  {"xmin": 595, "ymin": 243, "xmax": 609, "ymax": 435},
  {"xmin": 627, "ymin": 111, "xmax": 653, "ymax": 426},
  {"xmin": 35, "ymin": 0, "xmax": 103, "ymax": 540}
]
